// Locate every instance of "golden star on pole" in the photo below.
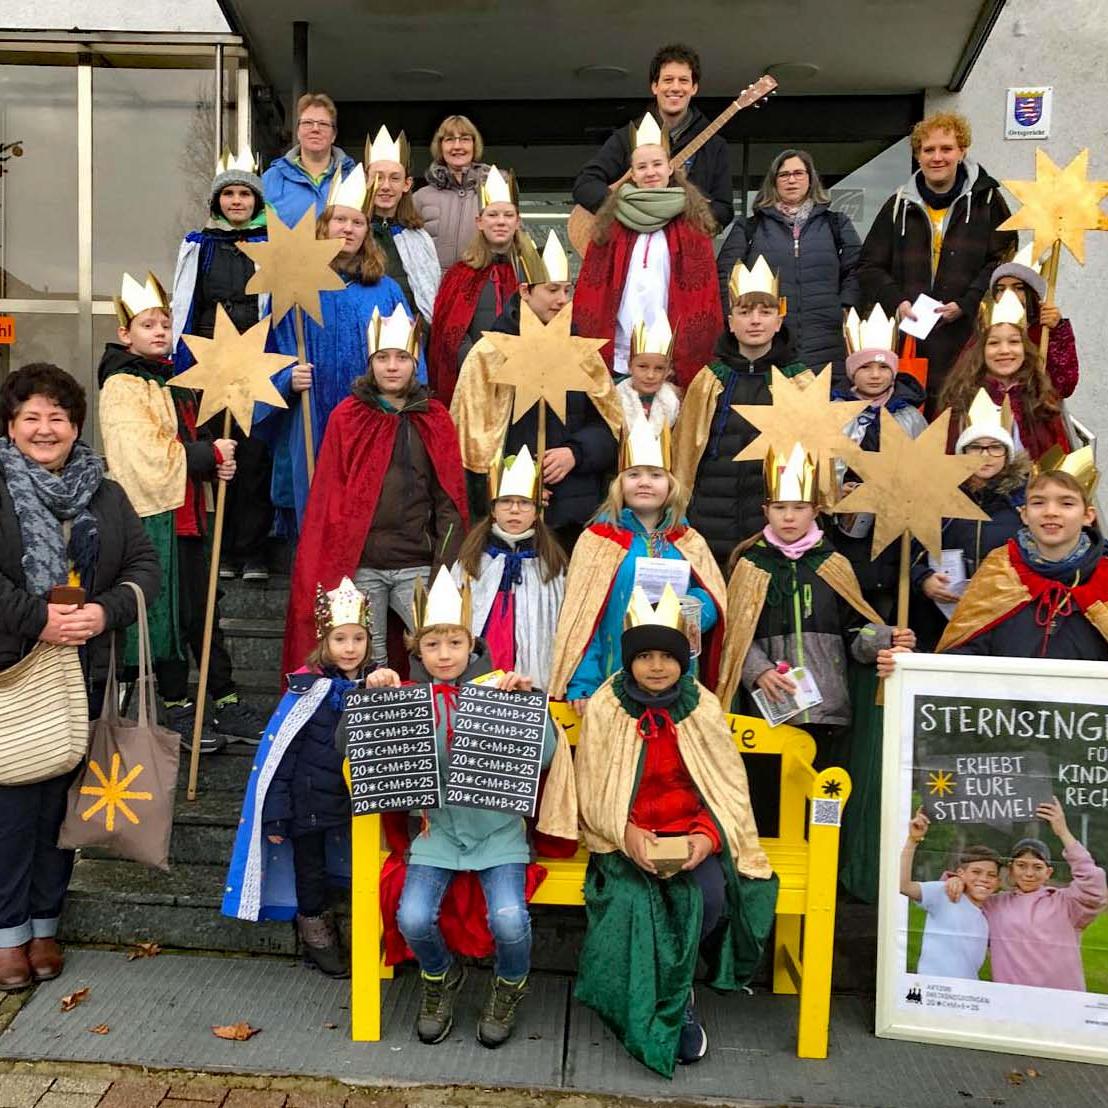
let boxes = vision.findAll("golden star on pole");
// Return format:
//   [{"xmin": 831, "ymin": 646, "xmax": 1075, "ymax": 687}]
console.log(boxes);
[
  {"xmin": 1000, "ymin": 148, "xmax": 1108, "ymax": 265},
  {"xmin": 831, "ymin": 410, "xmax": 986, "ymax": 559},
  {"xmin": 484, "ymin": 300, "xmax": 607, "ymax": 425},
  {"xmin": 238, "ymin": 205, "xmax": 346, "ymax": 324},
  {"xmin": 176, "ymin": 306, "xmax": 294, "ymax": 432}
]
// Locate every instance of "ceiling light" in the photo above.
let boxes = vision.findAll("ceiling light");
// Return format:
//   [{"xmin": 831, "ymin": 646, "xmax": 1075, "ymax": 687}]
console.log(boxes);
[
  {"xmin": 394, "ymin": 67, "xmax": 444, "ymax": 83},
  {"xmin": 765, "ymin": 62, "xmax": 820, "ymax": 82},
  {"xmin": 575, "ymin": 65, "xmax": 629, "ymax": 81}
]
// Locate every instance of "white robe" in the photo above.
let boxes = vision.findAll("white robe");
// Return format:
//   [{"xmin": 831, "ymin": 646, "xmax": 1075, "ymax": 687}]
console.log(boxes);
[{"xmin": 613, "ymin": 230, "xmax": 670, "ymax": 377}]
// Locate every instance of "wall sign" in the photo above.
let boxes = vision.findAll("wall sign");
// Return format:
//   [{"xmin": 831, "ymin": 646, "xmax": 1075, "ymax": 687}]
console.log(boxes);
[{"xmin": 1006, "ymin": 86, "xmax": 1052, "ymax": 140}]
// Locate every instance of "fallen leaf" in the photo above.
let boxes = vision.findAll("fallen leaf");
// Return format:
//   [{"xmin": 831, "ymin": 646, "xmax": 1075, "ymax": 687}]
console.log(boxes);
[
  {"xmin": 212, "ymin": 1022, "xmax": 261, "ymax": 1041},
  {"xmin": 1025, "ymin": 1068, "xmax": 1041, "ymax": 1079},
  {"xmin": 88, "ymin": 1024, "xmax": 110, "ymax": 1035},
  {"xmin": 60, "ymin": 987, "xmax": 90, "ymax": 1012},
  {"xmin": 126, "ymin": 942, "xmax": 161, "ymax": 961},
  {"xmin": 322, "ymin": 1021, "xmax": 337, "ymax": 1030},
  {"xmin": 1005, "ymin": 1071, "xmax": 1025, "ymax": 1087}
]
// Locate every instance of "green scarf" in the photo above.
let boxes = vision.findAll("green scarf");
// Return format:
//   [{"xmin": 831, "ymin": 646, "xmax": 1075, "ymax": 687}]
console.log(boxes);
[
  {"xmin": 205, "ymin": 213, "xmax": 267, "ymax": 232},
  {"xmin": 614, "ymin": 184, "xmax": 686, "ymax": 233}
]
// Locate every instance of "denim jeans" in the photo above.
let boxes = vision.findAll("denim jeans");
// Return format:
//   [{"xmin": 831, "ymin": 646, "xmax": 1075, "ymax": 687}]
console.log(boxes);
[
  {"xmin": 353, "ymin": 565, "xmax": 430, "ymax": 666},
  {"xmin": 396, "ymin": 862, "xmax": 531, "ymax": 981}
]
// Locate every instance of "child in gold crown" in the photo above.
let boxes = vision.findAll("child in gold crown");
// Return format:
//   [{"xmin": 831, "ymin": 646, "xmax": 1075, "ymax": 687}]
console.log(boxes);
[{"xmin": 222, "ymin": 577, "xmax": 375, "ymax": 978}]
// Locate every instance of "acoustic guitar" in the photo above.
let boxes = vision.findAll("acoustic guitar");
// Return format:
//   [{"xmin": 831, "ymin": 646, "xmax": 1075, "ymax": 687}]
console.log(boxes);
[{"xmin": 565, "ymin": 74, "xmax": 778, "ymax": 257}]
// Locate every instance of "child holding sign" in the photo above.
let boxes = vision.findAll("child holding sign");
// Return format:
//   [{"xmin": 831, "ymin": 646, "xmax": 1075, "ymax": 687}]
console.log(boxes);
[
  {"xmin": 367, "ymin": 567, "xmax": 558, "ymax": 1049},
  {"xmin": 222, "ymin": 577, "xmax": 374, "ymax": 977}
]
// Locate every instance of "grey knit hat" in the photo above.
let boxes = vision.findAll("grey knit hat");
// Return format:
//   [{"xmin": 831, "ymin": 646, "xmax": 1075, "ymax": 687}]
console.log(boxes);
[{"xmin": 210, "ymin": 149, "xmax": 263, "ymax": 214}]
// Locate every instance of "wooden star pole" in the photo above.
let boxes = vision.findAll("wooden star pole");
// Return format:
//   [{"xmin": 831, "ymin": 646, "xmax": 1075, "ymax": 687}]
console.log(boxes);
[
  {"xmin": 238, "ymin": 206, "xmax": 345, "ymax": 485},
  {"xmin": 173, "ymin": 307, "xmax": 294, "ymax": 800}
]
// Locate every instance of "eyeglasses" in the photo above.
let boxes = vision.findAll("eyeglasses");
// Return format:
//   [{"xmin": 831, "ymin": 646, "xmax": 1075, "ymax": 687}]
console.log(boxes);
[
  {"xmin": 963, "ymin": 442, "xmax": 1008, "ymax": 457},
  {"xmin": 298, "ymin": 119, "xmax": 335, "ymax": 132},
  {"xmin": 776, "ymin": 169, "xmax": 809, "ymax": 180},
  {"xmin": 443, "ymin": 134, "xmax": 474, "ymax": 144}
]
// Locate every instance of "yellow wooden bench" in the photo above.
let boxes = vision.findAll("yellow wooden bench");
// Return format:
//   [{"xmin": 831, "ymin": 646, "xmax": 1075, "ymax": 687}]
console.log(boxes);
[{"xmin": 347, "ymin": 709, "xmax": 851, "ymax": 1059}]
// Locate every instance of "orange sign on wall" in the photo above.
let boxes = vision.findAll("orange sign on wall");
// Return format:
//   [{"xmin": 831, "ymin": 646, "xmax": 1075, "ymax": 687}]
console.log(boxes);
[{"xmin": 0, "ymin": 316, "xmax": 14, "ymax": 344}]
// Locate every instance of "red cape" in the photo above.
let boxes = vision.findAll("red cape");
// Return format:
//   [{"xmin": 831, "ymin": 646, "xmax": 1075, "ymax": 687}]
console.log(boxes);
[
  {"xmin": 572, "ymin": 218, "xmax": 723, "ymax": 389},
  {"xmin": 427, "ymin": 258, "xmax": 518, "ymax": 406},
  {"xmin": 281, "ymin": 394, "xmax": 469, "ymax": 678}
]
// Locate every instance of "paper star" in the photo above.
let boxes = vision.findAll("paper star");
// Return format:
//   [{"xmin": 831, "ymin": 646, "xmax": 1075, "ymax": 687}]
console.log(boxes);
[
  {"xmin": 176, "ymin": 306, "xmax": 294, "ymax": 432},
  {"xmin": 1000, "ymin": 148, "xmax": 1108, "ymax": 265},
  {"xmin": 832, "ymin": 410, "xmax": 987, "ymax": 559},
  {"xmin": 238, "ymin": 205, "xmax": 346, "ymax": 324},
  {"xmin": 484, "ymin": 301, "xmax": 607, "ymax": 425}
]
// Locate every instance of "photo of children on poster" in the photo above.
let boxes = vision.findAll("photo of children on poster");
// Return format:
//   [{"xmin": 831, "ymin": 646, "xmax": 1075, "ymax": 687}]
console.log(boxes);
[{"xmin": 884, "ymin": 659, "xmax": 1108, "ymax": 1061}]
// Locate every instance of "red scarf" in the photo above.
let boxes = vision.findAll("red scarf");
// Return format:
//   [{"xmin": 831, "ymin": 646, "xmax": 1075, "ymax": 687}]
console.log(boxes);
[
  {"xmin": 427, "ymin": 258, "xmax": 518, "ymax": 405},
  {"xmin": 572, "ymin": 218, "xmax": 723, "ymax": 389},
  {"xmin": 281, "ymin": 395, "xmax": 468, "ymax": 679}
]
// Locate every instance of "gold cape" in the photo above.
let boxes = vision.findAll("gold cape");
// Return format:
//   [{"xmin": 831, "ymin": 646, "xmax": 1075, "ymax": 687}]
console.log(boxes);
[
  {"xmin": 936, "ymin": 545, "xmax": 1108, "ymax": 652},
  {"xmin": 546, "ymin": 524, "xmax": 727, "ymax": 700},
  {"xmin": 566, "ymin": 677, "xmax": 772, "ymax": 880},
  {"xmin": 671, "ymin": 365, "xmax": 722, "ymax": 495},
  {"xmin": 449, "ymin": 336, "xmax": 622, "ymax": 473},
  {"xmin": 716, "ymin": 550, "xmax": 884, "ymax": 710},
  {"xmin": 99, "ymin": 374, "xmax": 187, "ymax": 518}
]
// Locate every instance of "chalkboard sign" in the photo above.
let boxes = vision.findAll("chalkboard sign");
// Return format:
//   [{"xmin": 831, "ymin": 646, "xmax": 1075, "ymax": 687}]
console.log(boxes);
[
  {"xmin": 918, "ymin": 751, "xmax": 1053, "ymax": 831},
  {"xmin": 342, "ymin": 684, "xmax": 441, "ymax": 815},
  {"xmin": 445, "ymin": 684, "xmax": 548, "ymax": 817}
]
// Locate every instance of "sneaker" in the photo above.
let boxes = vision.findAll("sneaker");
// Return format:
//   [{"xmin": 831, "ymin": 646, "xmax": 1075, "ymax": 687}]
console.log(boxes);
[
  {"xmin": 165, "ymin": 701, "xmax": 223, "ymax": 755},
  {"xmin": 241, "ymin": 559, "xmax": 269, "ymax": 583},
  {"xmin": 417, "ymin": 961, "xmax": 465, "ymax": 1044},
  {"xmin": 677, "ymin": 990, "xmax": 708, "ymax": 1065},
  {"xmin": 477, "ymin": 974, "xmax": 528, "ymax": 1049},
  {"xmin": 210, "ymin": 695, "xmax": 265, "ymax": 744},
  {"xmin": 296, "ymin": 913, "xmax": 349, "ymax": 978},
  {"xmin": 218, "ymin": 562, "xmax": 237, "ymax": 580}
]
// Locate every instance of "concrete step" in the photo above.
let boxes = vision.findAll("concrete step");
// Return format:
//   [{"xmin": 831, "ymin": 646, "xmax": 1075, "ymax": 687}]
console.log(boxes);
[
  {"xmin": 220, "ymin": 616, "xmax": 284, "ymax": 673},
  {"xmin": 187, "ymin": 668, "xmax": 282, "ymax": 720},
  {"xmin": 176, "ymin": 744, "xmax": 256, "ymax": 792},
  {"xmin": 217, "ymin": 573, "xmax": 291, "ymax": 621}
]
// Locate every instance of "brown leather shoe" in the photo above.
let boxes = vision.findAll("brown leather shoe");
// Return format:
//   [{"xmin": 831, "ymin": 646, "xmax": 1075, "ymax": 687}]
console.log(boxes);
[
  {"xmin": 27, "ymin": 938, "xmax": 64, "ymax": 982},
  {"xmin": 0, "ymin": 944, "xmax": 32, "ymax": 991}
]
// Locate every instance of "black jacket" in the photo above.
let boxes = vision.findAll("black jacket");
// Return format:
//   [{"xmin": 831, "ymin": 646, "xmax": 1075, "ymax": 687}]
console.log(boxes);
[
  {"xmin": 189, "ymin": 227, "xmax": 261, "ymax": 341},
  {"xmin": 572, "ymin": 104, "xmax": 733, "ymax": 230},
  {"xmin": 262, "ymin": 670, "xmax": 357, "ymax": 838},
  {"xmin": 469, "ymin": 295, "xmax": 618, "ymax": 530},
  {"xmin": 716, "ymin": 204, "xmax": 861, "ymax": 376},
  {"xmin": 685, "ymin": 330, "xmax": 807, "ymax": 565},
  {"xmin": 0, "ymin": 469, "xmax": 161, "ymax": 680}
]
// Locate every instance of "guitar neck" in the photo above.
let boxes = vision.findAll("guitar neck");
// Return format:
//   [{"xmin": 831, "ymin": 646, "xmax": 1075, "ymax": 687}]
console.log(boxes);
[{"xmin": 667, "ymin": 76, "xmax": 777, "ymax": 170}]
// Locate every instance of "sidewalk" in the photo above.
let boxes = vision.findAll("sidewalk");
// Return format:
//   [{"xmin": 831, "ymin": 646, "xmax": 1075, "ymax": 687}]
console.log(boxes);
[{"xmin": 1, "ymin": 949, "xmax": 1105, "ymax": 1108}]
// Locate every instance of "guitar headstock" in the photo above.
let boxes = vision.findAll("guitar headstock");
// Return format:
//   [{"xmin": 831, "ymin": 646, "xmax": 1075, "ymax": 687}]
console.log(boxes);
[{"xmin": 739, "ymin": 74, "xmax": 779, "ymax": 111}]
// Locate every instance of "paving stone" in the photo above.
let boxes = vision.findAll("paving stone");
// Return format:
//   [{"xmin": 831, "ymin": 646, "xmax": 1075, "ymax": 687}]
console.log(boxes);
[
  {"xmin": 166, "ymin": 1083, "xmax": 228, "ymax": 1105},
  {"xmin": 281, "ymin": 1094, "xmax": 345, "ymax": 1108},
  {"xmin": 221, "ymin": 1093, "xmax": 286, "ymax": 1108},
  {"xmin": 97, "ymin": 1081, "xmax": 170, "ymax": 1108},
  {"xmin": 36, "ymin": 1094, "xmax": 99, "ymax": 1108},
  {"xmin": 49, "ymin": 1080, "xmax": 110, "ymax": 1097},
  {"xmin": 0, "ymin": 1074, "xmax": 54, "ymax": 1108}
]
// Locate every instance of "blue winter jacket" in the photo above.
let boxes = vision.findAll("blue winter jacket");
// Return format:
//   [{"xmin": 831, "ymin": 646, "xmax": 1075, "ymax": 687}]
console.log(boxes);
[{"xmin": 261, "ymin": 146, "xmax": 356, "ymax": 229}]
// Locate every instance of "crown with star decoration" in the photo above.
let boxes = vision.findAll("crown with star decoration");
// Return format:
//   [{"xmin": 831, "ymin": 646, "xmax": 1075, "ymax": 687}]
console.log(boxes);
[
  {"xmin": 764, "ymin": 443, "xmax": 819, "ymax": 504},
  {"xmin": 314, "ymin": 576, "xmax": 372, "ymax": 638},
  {"xmin": 367, "ymin": 304, "xmax": 421, "ymax": 358},
  {"xmin": 114, "ymin": 271, "xmax": 171, "ymax": 328}
]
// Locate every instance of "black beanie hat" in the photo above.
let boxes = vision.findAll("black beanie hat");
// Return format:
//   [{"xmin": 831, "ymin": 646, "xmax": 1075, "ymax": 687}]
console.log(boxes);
[{"xmin": 620, "ymin": 623, "xmax": 691, "ymax": 675}]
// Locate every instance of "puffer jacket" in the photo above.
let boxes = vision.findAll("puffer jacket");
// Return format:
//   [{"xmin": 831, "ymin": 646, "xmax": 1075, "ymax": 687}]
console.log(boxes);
[
  {"xmin": 412, "ymin": 162, "xmax": 492, "ymax": 270},
  {"xmin": 716, "ymin": 205, "xmax": 861, "ymax": 375},
  {"xmin": 261, "ymin": 146, "xmax": 356, "ymax": 230},
  {"xmin": 684, "ymin": 329, "xmax": 807, "ymax": 565}
]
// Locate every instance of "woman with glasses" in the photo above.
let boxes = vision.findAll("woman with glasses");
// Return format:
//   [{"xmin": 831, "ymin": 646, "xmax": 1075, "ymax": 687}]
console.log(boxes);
[
  {"xmin": 715, "ymin": 149, "xmax": 862, "ymax": 377},
  {"xmin": 261, "ymin": 93, "xmax": 357, "ymax": 229},
  {"xmin": 412, "ymin": 115, "xmax": 492, "ymax": 270}
]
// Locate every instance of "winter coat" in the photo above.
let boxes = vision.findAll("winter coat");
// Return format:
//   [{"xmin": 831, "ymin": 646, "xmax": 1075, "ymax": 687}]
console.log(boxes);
[
  {"xmin": 683, "ymin": 329, "xmax": 808, "ymax": 564},
  {"xmin": 716, "ymin": 205, "xmax": 861, "ymax": 375},
  {"xmin": 261, "ymin": 146, "xmax": 356, "ymax": 230},
  {"xmin": 406, "ymin": 640, "xmax": 557, "ymax": 872},
  {"xmin": 857, "ymin": 159, "xmax": 1016, "ymax": 402},
  {"xmin": 412, "ymin": 162, "xmax": 492, "ymax": 271},
  {"xmin": 262, "ymin": 670, "xmax": 354, "ymax": 839},
  {"xmin": 735, "ymin": 536, "xmax": 890, "ymax": 728},
  {"xmin": 572, "ymin": 105, "xmax": 733, "ymax": 230},
  {"xmin": 0, "ymin": 468, "xmax": 161, "ymax": 681}
]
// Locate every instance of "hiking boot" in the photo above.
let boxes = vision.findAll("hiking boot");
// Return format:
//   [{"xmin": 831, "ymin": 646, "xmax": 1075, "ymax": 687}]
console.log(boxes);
[
  {"xmin": 242, "ymin": 559, "xmax": 269, "ymax": 583},
  {"xmin": 210, "ymin": 695, "xmax": 265, "ymax": 744},
  {"xmin": 296, "ymin": 913, "xmax": 348, "ymax": 978},
  {"xmin": 417, "ymin": 961, "xmax": 465, "ymax": 1044},
  {"xmin": 165, "ymin": 701, "xmax": 223, "ymax": 754},
  {"xmin": 477, "ymin": 974, "xmax": 528, "ymax": 1049},
  {"xmin": 677, "ymin": 989, "xmax": 708, "ymax": 1064}
]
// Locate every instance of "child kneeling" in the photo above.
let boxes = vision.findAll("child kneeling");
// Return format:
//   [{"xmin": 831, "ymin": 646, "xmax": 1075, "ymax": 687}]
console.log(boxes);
[
  {"xmin": 567, "ymin": 585, "xmax": 778, "ymax": 1076},
  {"xmin": 368, "ymin": 567, "xmax": 556, "ymax": 1048}
]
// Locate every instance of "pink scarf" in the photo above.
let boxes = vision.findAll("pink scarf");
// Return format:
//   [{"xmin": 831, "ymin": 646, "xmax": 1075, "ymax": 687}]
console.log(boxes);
[{"xmin": 763, "ymin": 521, "xmax": 823, "ymax": 560}]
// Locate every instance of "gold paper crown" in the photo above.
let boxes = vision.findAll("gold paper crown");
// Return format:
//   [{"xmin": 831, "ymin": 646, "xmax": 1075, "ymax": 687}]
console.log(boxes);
[
  {"xmin": 619, "ymin": 420, "xmax": 672, "ymax": 472},
  {"xmin": 313, "ymin": 576, "xmax": 372, "ymax": 638},
  {"xmin": 364, "ymin": 124, "xmax": 410, "ymax": 171},
  {"xmin": 479, "ymin": 165, "xmax": 519, "ymax": 209},
  {"xmin": 981, "ymin": 287, "xmax": 1027, "ymax": 330},
  {"xmin": 629, "ymin": 112, "xmax": 667, "ymax": 152},
  {"xmin": 518, "ymin": 230, "xmax": 569, "ymax": 284},
  {"xmin": 843, "ymin": 304, "xmax": 898, "ymax": 355},
  {"xmin": 728, "ymin": 255, "xmax": 780, "ymax": 305},
  {"xmin": 325, "ymin": 163, "xmax": 376, "ymax": 214},
  {"xmin": 1030, "ymin": 443, "xmax": 1099, "ymax": 499},
  {"xmin": 1010, "ymin": 240, "xmax": 1042, "ymax": 275},
  {"xmin": 629, "ymin": 315, "xmax": 675, "ymax": 359},
  {"xmin": 215, "ymin": 146, "xmax": 258, "ymax": 176},
  {"xmin": 965, "ymin": 387, "xmax": 1015, "ymax": 436},
  {"xmin": 488, "ymin": 444, "xmax": 540, "ymax": 502},
  {"xmin": 114, "ymin": 271, "xmax": 170, "ymax": 328},
  {"xmin": 367, "ymin": 304, "xmax": 421, "ymax": 358},
  {"xmin": 764, "ymin": 443, "xmax": 819, "ymax": 504},
  {"xmin": 624, "ymin": 583, "xmax": 685, "ymax": 633},
  {"xmin": 412, "ymin": 566, "xmax": 472, "ymax": 633}
]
